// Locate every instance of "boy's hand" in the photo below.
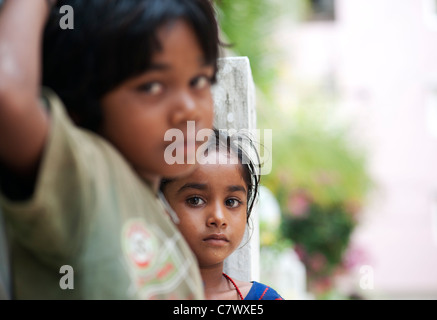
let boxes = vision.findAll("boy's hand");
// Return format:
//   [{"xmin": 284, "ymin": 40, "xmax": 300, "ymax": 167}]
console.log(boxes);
[
  {"xmin": 0, "ymin": 0, "xmax": 51, "ymax": 176},
  {"xmin": 46, "ymin": 0, "xmax": 58, "ymax": 8}
]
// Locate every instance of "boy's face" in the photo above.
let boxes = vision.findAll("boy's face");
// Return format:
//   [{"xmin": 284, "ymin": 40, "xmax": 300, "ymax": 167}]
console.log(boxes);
[
  {"xmin": 100, "ymin": 19, "xmax": 215, "ymax": 184},
  {"xmin": 162, "ymin": 150, "xmax": 248, "ymax": 268}
]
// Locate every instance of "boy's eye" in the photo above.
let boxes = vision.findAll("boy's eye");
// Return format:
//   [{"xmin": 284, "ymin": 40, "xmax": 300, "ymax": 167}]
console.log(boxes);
[
  {"xmin": 225, "ymin": 198, "xmax": 241, "ymax": 208},
  {"xmin": 186, "ymin": 197, "xmax": 205, "ymax": 206},
  {"xmin": 137, "ymin": 82, "xmax": 163, "ymax": 95},
  {"xmin": 190, "ymin": 75, "xmax": 211, "ymax": 90}
]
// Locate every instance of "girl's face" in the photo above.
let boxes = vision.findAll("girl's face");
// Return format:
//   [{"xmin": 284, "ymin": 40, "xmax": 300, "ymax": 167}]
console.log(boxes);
[
  {"xmin": 162, "ymin": 150, "xmax": 248, "ymax": 268},
  {"xmin": 99, "ymin": 19, "xmax": 215, "ymax": 185}
]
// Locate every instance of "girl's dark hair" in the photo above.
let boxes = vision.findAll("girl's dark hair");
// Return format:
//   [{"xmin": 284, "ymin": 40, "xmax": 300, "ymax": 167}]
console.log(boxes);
[
  {"xmin": 42, "ymin": 0, "xmax": 221, "ymax": 132},
  {"xmin": 161, "ymin": 129, "xmax": 261, "ymax": 222}
]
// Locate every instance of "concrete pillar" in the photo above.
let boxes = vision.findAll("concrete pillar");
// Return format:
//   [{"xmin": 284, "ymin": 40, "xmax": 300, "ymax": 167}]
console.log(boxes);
[{"xmin": 211, "ymin": 57, "xmax": 260, "ymax": 282}]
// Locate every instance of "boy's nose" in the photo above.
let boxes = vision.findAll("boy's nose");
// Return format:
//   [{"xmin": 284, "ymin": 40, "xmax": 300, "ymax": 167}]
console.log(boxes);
[{"xmin": 170, "ymin": 91, "xmax": 198, "ymax": 126}]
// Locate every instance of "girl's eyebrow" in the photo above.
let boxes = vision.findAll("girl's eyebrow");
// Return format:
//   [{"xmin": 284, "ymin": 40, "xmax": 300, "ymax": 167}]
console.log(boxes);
[
  {"xmin": 227, "ymin": 185, "xmax": 246, "ymax": 193},
  {"xmin": 178, "ymin": 183, "xmax": 208, "ymax": 193}
]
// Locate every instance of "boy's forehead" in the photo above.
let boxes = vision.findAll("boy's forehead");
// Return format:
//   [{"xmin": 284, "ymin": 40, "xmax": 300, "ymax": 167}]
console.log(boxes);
[
  {"xmin": 146, "ymin": 57, "xmax": 212, "ymax": 70},
  {"xmin": 145, "ymin": 20, "xmax": 211, "ymax": 68}
]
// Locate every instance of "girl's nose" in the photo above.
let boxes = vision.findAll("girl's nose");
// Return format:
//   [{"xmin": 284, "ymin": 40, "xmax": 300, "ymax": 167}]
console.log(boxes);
[{"xmin": 206, "ymin": 203, "xmax": 227, "ymax": 229}]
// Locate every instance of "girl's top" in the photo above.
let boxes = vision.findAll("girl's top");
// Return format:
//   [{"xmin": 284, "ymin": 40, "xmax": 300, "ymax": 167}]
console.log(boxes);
[
  {"xmin": 223, "ymin": 273, "xmax": 284, "ymax": 300},
  {"xmin": 244, "ymin": 282, "xmax": 284, "ymax": 300}
]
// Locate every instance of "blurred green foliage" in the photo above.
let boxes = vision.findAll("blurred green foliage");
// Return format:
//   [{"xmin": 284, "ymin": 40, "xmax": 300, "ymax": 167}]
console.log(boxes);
[
  {"xmin": 265, "ymin": 103, "xmax": 372, "ymax": 208},
  {"xmin": 281, "ymin": 202, "xmax": 356, "ymax": 278},
  {"xmin": 215, "ymin": 0, "xmax": 372, "ymax": 298},
  {"xmin": 215, "ymin": 0, "xmax": 283, "ymax": 97}
]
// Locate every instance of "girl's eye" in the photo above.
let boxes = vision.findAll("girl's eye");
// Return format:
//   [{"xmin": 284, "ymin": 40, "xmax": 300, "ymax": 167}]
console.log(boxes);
[
  {"xmin": 138, "ymin": 82, "xmax": 163, "ymax": 95},
  {"xmin": 190, "ymin": 75, "xmax": 211, "ymax": 90},
  {"xmin": 225, "ymin": 198, "xmax": 241, "ymax": 208},
  {"xmin": 186, "ymin": 197, "xmax": 205, "ymax": 207}
]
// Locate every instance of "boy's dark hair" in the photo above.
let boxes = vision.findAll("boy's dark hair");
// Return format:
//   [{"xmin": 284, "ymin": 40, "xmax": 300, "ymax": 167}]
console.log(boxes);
[
  {"xmin": 160, "ymin": 129, "xmax": 261, "ymax": 223},
  {"xmin": 42, "ymin": 0, "xmax": 221, "ymax": 132}
]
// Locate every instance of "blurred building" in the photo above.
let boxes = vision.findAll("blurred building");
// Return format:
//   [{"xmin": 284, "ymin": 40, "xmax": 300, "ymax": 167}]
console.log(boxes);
[{"xmin": 274, "ymin": 0, "xmax": 437, "ymax": 299}]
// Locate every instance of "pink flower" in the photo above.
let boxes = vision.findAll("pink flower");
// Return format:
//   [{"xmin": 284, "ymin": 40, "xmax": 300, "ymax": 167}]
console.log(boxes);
[
  {"xmin": 308, "ymin": 252, "xmax": 327, "ymax": 273},
  {"xmin": 311, "ymin": 277, "xmax": 333, "ymax": 295},
  {"xmin": 343, "ymin": 245, "xmax": 369, "ymax": 270},
  {"xmin": 294, "ymin": 245, "xmax": 307, "ymax": 261},
  {"xmin": 287, "ymin": 190, "xmax": 311, "ymax": 217}
]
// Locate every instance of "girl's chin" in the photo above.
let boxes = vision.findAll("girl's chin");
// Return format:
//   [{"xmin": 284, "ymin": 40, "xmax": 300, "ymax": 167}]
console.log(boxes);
[{"xmin": 197, "ymin": 252, "xmax": 234, "ymax": 268}]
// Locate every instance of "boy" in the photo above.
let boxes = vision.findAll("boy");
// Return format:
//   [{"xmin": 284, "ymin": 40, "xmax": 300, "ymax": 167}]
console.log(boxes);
[{"xmin": 0, "ymin": 0, "xmax": 220, "ymax": 299}]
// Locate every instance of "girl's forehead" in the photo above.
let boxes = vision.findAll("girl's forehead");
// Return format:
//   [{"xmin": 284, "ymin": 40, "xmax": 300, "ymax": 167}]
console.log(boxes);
[
  {"xmin": 189, "ymin": 156, "xmax": 246, "ymax": 186},
  {"xmin": 161, "ymin": 149, "xmax": 247, "ymax": 192}
]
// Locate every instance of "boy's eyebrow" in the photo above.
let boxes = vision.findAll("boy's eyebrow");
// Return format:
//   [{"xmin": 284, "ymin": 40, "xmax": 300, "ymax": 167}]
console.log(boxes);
[
  {"xmin": 178, "ymin": 183, "xmax": 208, "ymax": 193},
  {"xmin": 227, "ymin": 185, "xmax": 247, "ymax": 193},
  {"xmin": 146, "ymin": 59, "xmax": 213, "ymax": 72},
  {"xmin": 147, "ymin": 63, "xmax": 170, "ymax": 71}
]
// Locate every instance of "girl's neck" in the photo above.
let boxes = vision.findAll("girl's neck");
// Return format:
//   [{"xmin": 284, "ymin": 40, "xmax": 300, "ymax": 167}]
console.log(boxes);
[{"xmin": 200, "ymin": 262, "xmax": 232, "ymax": 300}]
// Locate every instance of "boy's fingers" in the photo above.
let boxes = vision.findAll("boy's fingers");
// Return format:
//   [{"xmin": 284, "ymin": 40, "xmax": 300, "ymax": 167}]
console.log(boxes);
[{"xmin": 46, "ymin": 0, "xmax": 57, "ymax": 9}]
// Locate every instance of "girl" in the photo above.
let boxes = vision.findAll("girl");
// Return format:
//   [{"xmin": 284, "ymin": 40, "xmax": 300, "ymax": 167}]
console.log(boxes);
[
  {"xmin": 161, "ymin": 129, "xmax": 284, "ymax": 300},
  {"xmin": 0, "ymin": 0, "xmax": 220, "ymax": 299}
]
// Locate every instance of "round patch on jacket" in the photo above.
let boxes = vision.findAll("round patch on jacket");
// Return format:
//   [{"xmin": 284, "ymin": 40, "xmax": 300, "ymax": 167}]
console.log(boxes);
[{"xmin": 122, "ymin": 219, "xmax": 157, "ymax": 269}]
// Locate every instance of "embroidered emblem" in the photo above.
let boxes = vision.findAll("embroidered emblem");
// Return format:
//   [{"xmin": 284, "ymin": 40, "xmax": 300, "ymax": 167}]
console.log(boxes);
[
  {"xmin": 121, "ymin": 219, "xmax": 199, "ymax": 299},
  {"xmin": 122, "ymin": 219, "xmax": 157, "ymax": 269}
]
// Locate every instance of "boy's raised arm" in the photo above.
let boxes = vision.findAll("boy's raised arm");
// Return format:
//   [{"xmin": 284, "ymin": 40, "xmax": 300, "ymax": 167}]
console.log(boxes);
[{"xmin": 0, "ymin": 0, "xmax": 52, "ymax": 175}]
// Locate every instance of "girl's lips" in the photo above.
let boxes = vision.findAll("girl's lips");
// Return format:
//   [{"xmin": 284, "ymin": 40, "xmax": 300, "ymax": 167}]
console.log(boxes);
[{"xmin": 203, "ymin": 234, "xmax": 229, "ymax": 246}]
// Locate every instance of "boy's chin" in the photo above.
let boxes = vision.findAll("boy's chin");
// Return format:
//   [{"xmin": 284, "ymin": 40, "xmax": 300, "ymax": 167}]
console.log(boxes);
[
  {"xmin": 161, "ymin": 163, "xmax": 198, "ymax": 180},
  {"xmin": 134, "ymin": 162, "xmax": 198, "ymax": 185}
]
